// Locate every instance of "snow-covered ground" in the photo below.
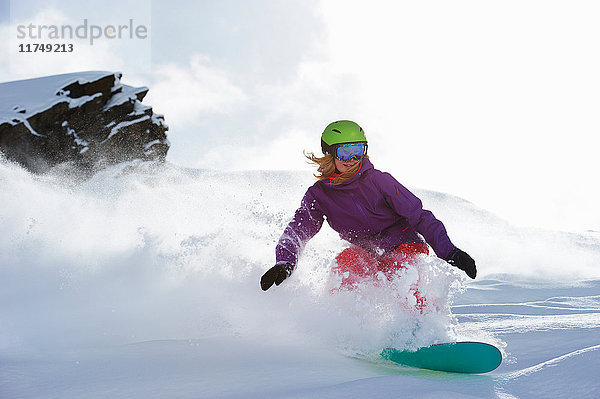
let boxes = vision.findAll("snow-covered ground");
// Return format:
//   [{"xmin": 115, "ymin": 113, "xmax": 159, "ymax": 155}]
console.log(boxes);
[{"xmin": 1, "ymin": 158, "xmax": 599, "ymax": 398}]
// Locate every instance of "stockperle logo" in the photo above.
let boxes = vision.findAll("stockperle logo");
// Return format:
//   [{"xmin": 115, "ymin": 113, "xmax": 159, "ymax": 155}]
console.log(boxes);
[{"xmin": 15, "ymin": 19, "xmax": 149, "ymax": 45}]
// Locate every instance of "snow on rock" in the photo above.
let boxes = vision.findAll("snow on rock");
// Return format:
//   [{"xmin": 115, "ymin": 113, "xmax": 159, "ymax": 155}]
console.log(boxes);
[{"xmin": 0, "ymin": 71, "xmax": 169, "ymax": 173}]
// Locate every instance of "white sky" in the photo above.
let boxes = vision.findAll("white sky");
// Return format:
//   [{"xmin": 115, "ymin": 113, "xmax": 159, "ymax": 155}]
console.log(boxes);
[{"xmin": 1, "ymin": 0, "xmax": 599, "ymax": 232}]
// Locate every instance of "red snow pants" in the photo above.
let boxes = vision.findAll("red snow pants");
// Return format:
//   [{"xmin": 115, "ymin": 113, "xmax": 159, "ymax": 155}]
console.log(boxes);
[{"xmin": 331, "ymin": 242, "xmax": 429, "ymax": 310}]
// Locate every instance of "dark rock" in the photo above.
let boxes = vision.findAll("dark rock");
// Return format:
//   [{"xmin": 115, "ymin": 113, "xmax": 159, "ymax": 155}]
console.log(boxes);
[{"xmin": 0, "ymin": 71, "xmax": 169, "ymax": 174}]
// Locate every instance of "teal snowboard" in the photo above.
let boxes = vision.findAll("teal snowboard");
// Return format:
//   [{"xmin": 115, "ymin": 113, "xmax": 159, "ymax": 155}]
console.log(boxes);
[{"xmin": 381, "ymin": 342, "xmax": 502, "ymax": 373}]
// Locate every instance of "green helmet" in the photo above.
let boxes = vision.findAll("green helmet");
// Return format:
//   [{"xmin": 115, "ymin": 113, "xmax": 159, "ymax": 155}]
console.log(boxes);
[{"xmin": 321, "ymin": 120, "xmax": 367, "ymax": 155}]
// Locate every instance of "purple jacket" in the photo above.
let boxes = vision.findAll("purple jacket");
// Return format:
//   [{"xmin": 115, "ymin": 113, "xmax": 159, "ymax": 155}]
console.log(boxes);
[{"xmin": 275, "ymin": 159, "xmax": 456, "ymax": 268}]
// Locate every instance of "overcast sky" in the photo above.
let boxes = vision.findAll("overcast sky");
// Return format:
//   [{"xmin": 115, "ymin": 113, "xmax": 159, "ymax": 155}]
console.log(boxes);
[{"xmin": 1, "ymin": 0, "xmax": 599, "ymax": 233}]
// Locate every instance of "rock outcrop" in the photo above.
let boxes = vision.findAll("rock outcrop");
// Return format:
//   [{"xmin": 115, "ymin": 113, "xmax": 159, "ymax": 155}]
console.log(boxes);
[{"xmin": 0, "ymin": 71, "xmax": 169, "ymax": 173}]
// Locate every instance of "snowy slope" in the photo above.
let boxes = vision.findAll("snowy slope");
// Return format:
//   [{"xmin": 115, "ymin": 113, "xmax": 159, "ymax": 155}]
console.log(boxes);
[{"xmin": 0, "ymin": 158, "xmax": 599, "ymax": 398}]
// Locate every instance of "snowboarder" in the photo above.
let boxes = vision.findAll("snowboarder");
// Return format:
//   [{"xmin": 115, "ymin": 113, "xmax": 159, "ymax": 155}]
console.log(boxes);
[{"xmin": 260, "ymin": 120, "xmax": 477, "ymax": 294}]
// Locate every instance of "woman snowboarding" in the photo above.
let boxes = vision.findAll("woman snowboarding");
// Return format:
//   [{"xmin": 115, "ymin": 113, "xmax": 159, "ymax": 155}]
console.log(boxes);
[{"xmin": 260, "ymin": 120, "xmax": 477, "ymax": 298}]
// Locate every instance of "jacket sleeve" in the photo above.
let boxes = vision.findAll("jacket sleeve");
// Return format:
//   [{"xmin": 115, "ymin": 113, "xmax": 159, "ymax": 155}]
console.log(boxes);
[
  {"xmin": 275, "ymin": 189, "xmax": 325, "ymax": 268},
  {"xmin": 375, "ymin": 172, "xmax": 456, "ymax": 259}
]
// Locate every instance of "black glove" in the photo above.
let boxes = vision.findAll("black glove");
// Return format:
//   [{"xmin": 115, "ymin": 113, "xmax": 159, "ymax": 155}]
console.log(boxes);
[
  {"xmin": 446, "ymin": 248, "xmax": 477, "ymax": 279},
  {"xmin": 260, "ymin": 262, "xmax": 294, "ymax": 291}
]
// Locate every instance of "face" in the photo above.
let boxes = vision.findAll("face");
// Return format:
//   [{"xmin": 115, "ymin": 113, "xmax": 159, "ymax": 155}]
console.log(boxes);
[
  {"xmin": 332, "ymin": 142, "xmax": 367, "ymax": 173},
  {"xmin": 334, "ymin": 157, "xmax": 360, "ymax": 173}
]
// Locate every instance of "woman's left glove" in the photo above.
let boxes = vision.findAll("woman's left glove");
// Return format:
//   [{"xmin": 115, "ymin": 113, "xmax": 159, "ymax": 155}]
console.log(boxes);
[
  {"xmin": 260, "ymin": 262, "xmax": 294, "ymax": 291},
  {"xmin": 446, "ymin": 248, "xmax": 477, "ymax": 279}
]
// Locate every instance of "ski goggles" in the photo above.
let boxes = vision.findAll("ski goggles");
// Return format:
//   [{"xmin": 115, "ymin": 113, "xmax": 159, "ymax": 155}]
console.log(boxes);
[{"xmin": 334, "ymin": 143, "xmax": 367, "ymax": 161}]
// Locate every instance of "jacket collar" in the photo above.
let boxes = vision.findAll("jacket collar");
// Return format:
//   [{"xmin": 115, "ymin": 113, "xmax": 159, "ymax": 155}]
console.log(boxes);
[{"xmin": 326, "ymin": 158, "xmax": 374, "ymax": 188}]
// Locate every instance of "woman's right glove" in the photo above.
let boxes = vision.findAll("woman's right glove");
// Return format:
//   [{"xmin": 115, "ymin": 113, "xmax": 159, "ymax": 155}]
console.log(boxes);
[
  {"xmin": 260, "ymin": 262, "xmax": 294, "ymax": 291},
  {"xmin": 446, "ymin": 248, "xmax": 477, "ymax": 279}
]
